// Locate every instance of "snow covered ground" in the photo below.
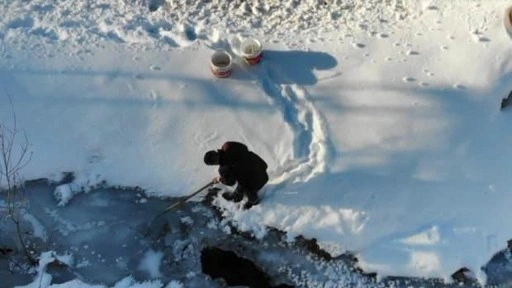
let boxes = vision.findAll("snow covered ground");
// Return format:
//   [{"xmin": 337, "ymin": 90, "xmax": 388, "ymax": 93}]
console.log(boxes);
[{"xmin": 1, "ymin": 0, "xmax": 512, "ymax": 286}]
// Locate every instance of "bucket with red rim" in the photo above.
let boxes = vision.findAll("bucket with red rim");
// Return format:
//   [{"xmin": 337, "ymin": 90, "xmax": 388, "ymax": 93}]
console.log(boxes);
[
  {"xmin": 240, "ymin": 38, "xmax": 263, "ymax": 65},
  {"xmin": 210, "ymin": 49, "xmax": 233, "ymax": 78},
  {"xmin": 505, "ymin": 6, "xmax": 512, "ymax": 39}
]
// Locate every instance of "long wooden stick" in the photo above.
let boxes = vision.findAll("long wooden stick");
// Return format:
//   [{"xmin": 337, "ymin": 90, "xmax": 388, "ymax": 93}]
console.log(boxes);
[{"xmin": 161, "ymin": 180, "xmax": 214, "ymax": 213}]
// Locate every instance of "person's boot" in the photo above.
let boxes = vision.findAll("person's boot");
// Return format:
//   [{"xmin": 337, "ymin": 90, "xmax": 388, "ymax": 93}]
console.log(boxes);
[
  {"xmin": 243, "ymin": 192, "xmax": 260, "ymax": 209},
  {"xmin": 222, "ymin": 191, "xmax": 243, "ymax": 203}
]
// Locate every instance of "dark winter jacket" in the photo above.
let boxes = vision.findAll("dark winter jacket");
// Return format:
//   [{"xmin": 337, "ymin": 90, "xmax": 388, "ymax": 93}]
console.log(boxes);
[{"xmin": 217, "ymin": 142, "xmax": 268, "ymax": 191}]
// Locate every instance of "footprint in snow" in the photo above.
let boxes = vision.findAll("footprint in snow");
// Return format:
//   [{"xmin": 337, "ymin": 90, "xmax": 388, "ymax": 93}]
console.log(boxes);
[
  {"xmin": 182, "ymin": 24, "xmax": 197, "ymax": 42},
  {"xmin": 403, "ymin": 77, "xmax": 416, "ymax": 82},
  {"xmin": 407, "ymin": 50, "xmax": 420, "ymax": 56},
  {"xmin": 149, "ymin": 90, "xmax": 162, "ymax": 108},
  {"xmin": 423, "ymin": 69, "xmax": 435, "ymax": 77},
  {"xmin": 471, "ymin": 31, "xmax": 491, "ymax": 43}
]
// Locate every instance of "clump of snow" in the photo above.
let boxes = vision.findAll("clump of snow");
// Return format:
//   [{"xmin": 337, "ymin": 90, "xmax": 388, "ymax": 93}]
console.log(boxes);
[
  {"xmin": 54, "ymin": 184, "xmax": 74, "ymax": 206},
  {"xmin": 408, "ymin": 251, "xmax": 441, "ymax": 275},
  {"xmin": 138, "ymin": 249, "xmax": 164, "ymax": 279},
  {"xmin": 54, "ymin": 252, "xmax": 74, "ymax": 266},
  {"xmin": 401, "ymin": 226, "xmax": 441, "ymax": 246},
  {"xmin": 54, "ymin": 173, "xmax": 105, "ymax": 206},
  {"xmin": 212, "ymin": 196, "xmax": 267, "ymax": 239},
  {"xmin": 179, "ymin": 216, "xmax": 193, "ymax": 225},
  {"xmin": 15, "ymin": 251, "xmax": 76, "ymax": 288}
]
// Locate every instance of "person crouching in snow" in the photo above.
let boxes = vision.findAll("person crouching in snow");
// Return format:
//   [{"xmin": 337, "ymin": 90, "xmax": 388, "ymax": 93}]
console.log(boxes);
[{"xmin": 203, "ymin": 141, "xmax": 268, "ymax": 209}]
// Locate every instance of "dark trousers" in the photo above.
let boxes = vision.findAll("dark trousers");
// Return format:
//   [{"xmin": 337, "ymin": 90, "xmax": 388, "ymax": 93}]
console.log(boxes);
[
  {"xmin": 233, "ymin": 173, "xmax": 268, "ymax": 202},
  {"xmin": 233, "ymin": 185, "xmax": 259, "ymax": 202}
]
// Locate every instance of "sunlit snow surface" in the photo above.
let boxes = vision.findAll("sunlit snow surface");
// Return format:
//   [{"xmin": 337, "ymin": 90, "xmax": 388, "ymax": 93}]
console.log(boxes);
[{"xmin": 1, "ymin": 0, "xmax": 512, "ymax": 286}]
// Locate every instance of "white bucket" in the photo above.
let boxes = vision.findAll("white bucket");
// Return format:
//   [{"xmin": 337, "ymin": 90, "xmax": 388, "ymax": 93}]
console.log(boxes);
[
  {"xmin": 210, "ymin": 49, "xmax": 233, "ymax": 78},
  {"xmin": 230, "ymin": 35, "xmax": 243, "ymax": 57},
  {"xmin": 240, "ymin": 38, "xmax": 263, "ymax": 65}
]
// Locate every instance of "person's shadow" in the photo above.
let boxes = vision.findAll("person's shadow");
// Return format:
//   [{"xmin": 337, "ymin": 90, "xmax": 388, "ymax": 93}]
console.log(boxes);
[{"xmin": 232, "ymin": 49, "xmax": 338, "ymax": 86}]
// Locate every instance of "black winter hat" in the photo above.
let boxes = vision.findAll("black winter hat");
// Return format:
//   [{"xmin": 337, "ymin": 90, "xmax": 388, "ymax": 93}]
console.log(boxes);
[{"xmin": 204, "ymin": 150, "xmax": 219, "ymax": 165}]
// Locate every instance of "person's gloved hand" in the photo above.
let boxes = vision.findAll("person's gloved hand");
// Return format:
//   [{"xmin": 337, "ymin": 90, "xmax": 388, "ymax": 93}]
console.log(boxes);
[{"xmin": 212, "ymin": 176, "xmax": 221, "ymax": 184}]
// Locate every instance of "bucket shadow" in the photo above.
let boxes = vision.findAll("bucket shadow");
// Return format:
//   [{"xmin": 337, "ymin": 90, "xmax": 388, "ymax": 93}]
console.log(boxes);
[{"xmin": 232, "ymin": 49, "xmax": 338, "ymax": 86}]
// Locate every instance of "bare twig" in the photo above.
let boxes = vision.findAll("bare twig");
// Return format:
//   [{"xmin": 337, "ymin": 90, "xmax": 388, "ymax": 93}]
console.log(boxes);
[{"xmin": 1, "ymin": 92, "xmax": 36, "ymax": 265}]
